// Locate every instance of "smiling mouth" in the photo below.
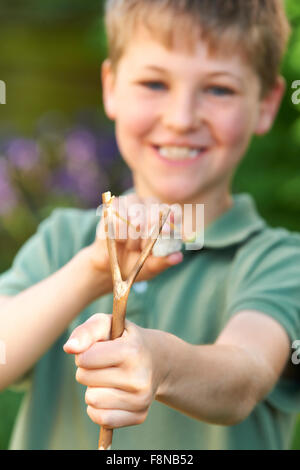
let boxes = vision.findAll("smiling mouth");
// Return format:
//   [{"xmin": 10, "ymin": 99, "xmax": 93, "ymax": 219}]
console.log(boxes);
[{"xmin": 153, "ymin": 145, "xmax": 208, "ymax": 161}]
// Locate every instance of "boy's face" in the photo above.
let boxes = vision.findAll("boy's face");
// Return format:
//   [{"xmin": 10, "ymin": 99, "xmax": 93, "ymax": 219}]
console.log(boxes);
[{"xmin": 102, "ymin": 28, "xmax": 284, "ymax": 206}]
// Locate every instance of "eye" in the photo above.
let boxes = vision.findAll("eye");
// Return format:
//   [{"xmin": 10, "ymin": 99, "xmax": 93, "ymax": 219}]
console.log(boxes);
[
  {"xmin": 140, "ymin": 81, "xmax": 167, "ymax": 91},
  {"xmin": 206, "ymin": 86, "xmax": 235, "ymax": 96}
]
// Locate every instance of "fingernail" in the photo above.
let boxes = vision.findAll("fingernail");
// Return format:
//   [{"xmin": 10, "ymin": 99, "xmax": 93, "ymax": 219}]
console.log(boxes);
[
  {"xmin": 168, "ymin": 252, "xmax": 183, "ymax": 265},
  {"xmin": 64, "ymin": 338, "xmax": 80, "ymax": 350}
]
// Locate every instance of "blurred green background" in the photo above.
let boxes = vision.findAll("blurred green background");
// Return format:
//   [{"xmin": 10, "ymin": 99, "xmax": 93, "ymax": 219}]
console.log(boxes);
[{"xmin": 0, "ymin": 0, "xmax": 300, "ymax": 450}]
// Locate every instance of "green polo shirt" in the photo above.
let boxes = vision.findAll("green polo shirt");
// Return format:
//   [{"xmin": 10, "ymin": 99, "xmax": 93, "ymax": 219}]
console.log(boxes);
[{"xmin": 1, "ymin": 193, "xmax": 300, "ymax": 450}]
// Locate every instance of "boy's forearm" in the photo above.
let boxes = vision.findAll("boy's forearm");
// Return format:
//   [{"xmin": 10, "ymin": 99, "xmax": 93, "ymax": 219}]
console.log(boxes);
[
  {"xmin": 0, "ymin": 248, "xmax": 111, "ymax": 390},
  {"xmin": 154, "ymin": 332, "xmax": 262, "ymax": 426}
]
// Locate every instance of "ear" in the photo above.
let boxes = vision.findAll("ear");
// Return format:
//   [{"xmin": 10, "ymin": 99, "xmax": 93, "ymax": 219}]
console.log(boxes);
[
  {"xmin": 101, "ymin": 59, "xmax": 117, "ymax": 120},
  {"xmin": 254, "ymin": 76, "xmax": 286, "ymax": 136}
]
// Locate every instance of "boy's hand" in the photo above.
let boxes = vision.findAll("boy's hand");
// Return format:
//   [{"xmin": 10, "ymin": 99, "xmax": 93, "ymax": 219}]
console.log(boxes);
[
  {"xmin": 84, "ymin": 194, "xmax": 183, "ymax": 293},
  {"xmin": 63, "ymin": 313, "xmax": 169, "ymax": 428}
]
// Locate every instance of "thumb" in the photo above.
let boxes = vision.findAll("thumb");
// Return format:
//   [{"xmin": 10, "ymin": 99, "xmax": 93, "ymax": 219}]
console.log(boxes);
[{"xmin": 63, "ymin": 313, "xmax": 112, "ymax": 354}]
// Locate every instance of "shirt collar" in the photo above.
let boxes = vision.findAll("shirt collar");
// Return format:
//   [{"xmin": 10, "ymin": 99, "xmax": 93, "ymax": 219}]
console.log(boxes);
[{"xmin": 185, "ymin": 193, "xmax": 266, "ymax": 250}]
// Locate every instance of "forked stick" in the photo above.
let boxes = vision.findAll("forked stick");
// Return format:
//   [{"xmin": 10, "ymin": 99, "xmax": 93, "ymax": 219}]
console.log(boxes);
[{"xmin": 98, "ymin": 191, "xmax": 170, "ymax": 450}]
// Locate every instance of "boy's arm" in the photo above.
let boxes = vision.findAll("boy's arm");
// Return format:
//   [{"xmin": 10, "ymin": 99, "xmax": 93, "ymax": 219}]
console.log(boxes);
[
  {"xmin": 0, "ymin": 296, "xmax": 10, "ymax": 307},
  {"xmin": 0, "ymin": 248, "xmax": 111, "ymax": 391},
  {"xmin": 155, "ymin": 310, "xmax": 290, "ymax": 425},
  {"xmin": 66, "ymin": 310, "xmax": 290, "ymax": 428}
]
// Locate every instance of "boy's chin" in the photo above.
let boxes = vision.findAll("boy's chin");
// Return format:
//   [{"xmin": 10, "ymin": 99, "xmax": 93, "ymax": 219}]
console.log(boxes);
[{"xmin": 146, "ymin": 182, "xmax": 202, "ymax": 205}]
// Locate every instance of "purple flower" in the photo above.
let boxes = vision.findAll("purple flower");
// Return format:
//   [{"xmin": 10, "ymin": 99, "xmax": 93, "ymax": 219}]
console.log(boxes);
[
  {"xmin": 51, "ymin": 169, "xmax": 78, "ymax": 193},
  {"xmin": 0, "ymin": 158, "xmax": 9, "ymax": 177},
  {"xmin": 76, "ymin": 168, "xmax": 108, "ymax": 206},
  {"xmin": 96, "ymin": 136, "xmax": 119, "ymax": 168},
  {"xmin": 0, "ymin": 160, "xmax": 18, "ymax": 215},
  {"xmin": 64, "ymin": 129, "xmax": 97, "ymax": 174},
  {"xmin": 6, "ymin": 139, "xmax": 39, "ymax": 171},
  {"xmin": 50, "ymin": 166, "xmax": 108, "ymax": 207}
]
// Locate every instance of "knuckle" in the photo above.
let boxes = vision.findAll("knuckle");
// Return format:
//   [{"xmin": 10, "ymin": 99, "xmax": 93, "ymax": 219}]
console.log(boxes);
[
  {"xmin": 75, "ymin": 355, "xmax": 81, "ymax": 367},
  {"xmin": 88, "ymin": 313, "xmax": 111, "ymax": 340},
  {"xmin": 75, "ymin": 368, "xmax": 81, "ymax": 383},
  {"xmin": 91, "ymin": 312, "xmax": 109, "ymax": 325},
  {"xmin": 137, "ymin": 374, "xmax": 151, "ymax": 393},
  {"xmin": 123, "ymin": 346, "xmax": 143, "ymax": 371},
  {"xmin": 126, "ymin": 374, "xmax": 140, "ymax": 393},
  {"xmin": 85, "ymin": 388, "xmax": 98, "ymax": 407},
  {"xmin": 96, "ymin": 410, "xmax": 110, "ymax": 427},
  {"xmin": 135, "ymin": 388, "xmax": 152, "ymax": 409},
  {"xmin": 75, "ymin": 367, "xmax": 85, "ymax": 384},
  {"xmin": 136, "ymin": 410, "xmax": 148, "ymax": 425},
  {"xmin": 129, "ymin": 374, "xmax": 151, "ymax": 396},
  {"xmin": 87, "ymin": 406, "xmax": 103, "ymax": 426},
  {"xmin": 123, "ymin": 342, "xmax": 139, "ymax": 365}
]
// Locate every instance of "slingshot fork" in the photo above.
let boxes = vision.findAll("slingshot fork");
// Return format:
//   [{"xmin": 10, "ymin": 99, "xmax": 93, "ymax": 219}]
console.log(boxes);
[{"xmin": 98, "ymin": 191, "xmax": 170, "ymax": 450}]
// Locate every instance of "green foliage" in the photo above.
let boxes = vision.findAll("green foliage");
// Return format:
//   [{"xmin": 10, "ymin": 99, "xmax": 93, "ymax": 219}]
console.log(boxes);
[{"xmin": 232, "ymin": 8, "xmax": 300, "ymax": 232}]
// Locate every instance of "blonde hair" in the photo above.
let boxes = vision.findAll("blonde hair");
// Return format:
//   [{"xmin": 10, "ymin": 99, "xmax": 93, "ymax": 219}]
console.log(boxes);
[{"xmin": 104, "ymin": 0, "xmax": 291, "ymax": 96}]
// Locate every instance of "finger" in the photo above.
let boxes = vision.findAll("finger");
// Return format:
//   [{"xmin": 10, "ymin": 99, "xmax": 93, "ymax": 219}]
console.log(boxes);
[
  {"xmin": 74, "ymin": 337, "xmax": 125, "ymax": 369},
  {"xmin": 76, "ymin": 366, "xmax": 143, "ymax": 392},
  {"xmin": 125, "ymin": 219, "xmax": 143, "ymax": 253},
  {"xmin": 119, "ymin": 195, "xmax": 148, "ymax": 252},
  {"xmin": 85, "ymin": 386, "xmax": 150, "ymax": 412},
  {"xmin": 144, "ymin": 200, "xmax": 170, "ymax": 235},
  {"xmin": 87, "ymin": 406, "xmax": 147, "ymax": 428},
  {"xmin": 136, "ymin": 251, "xmax": 183, "ymax": 281},
  {"xmin": 125, "ymin": 195, "xmax": 160, "ymax": 249},
  {"xmin": 112, "ymin": 194, "xmax": 145, "ymax": 244},
  {"xmin": 63, "ymin": 313, "xmax": 112, "ymax": 354}
]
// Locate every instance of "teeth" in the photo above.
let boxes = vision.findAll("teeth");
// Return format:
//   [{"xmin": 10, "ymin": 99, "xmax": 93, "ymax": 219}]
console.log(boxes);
[{"xmin": 158, "ymin": 146, "xmax": 200, "ymax": 160}]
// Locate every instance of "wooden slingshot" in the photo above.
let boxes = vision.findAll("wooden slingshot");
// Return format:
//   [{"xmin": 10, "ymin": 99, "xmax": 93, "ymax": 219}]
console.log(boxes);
[{"xmin": 98, "ymin": 191, "xmax": 171, "ymax": 450}]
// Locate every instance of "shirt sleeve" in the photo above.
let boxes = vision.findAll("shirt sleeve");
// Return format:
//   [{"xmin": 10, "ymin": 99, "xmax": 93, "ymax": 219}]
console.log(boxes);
[
  {"xmin": 225, "ymin": 227, "xmax": 300, "ymax": 413},
  {"xmin": 0, "ymin": 207, "xmax": 96, "ymax": 296},
  {"xmin": 0, "ymin": 212, "xmax": 59, "ymax": 296}
]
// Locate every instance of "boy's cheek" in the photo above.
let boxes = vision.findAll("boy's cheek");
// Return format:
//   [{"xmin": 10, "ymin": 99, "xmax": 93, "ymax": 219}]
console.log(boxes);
[
  {"xmin": 116, "ymin": 92, "xmax": 158, "ymax": 134},
  {"xmin": 215, "ymin": 110, "xmax": 254, "ymax": 147},
  {"xmin": 115, "ymin": 110, "xmax": 156, "ymax": 161}
]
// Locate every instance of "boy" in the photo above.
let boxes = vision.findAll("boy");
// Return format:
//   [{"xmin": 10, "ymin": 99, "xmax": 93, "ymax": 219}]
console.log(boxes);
[{"xmin": 1, "ymin": 0, "xmax": 300, "ymax": 450}]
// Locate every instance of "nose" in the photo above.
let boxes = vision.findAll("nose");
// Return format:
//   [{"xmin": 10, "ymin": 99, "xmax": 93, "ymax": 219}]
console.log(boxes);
[{"xmin": 162, "ymin": 89, "xmax": 200, "ymax": 133}]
